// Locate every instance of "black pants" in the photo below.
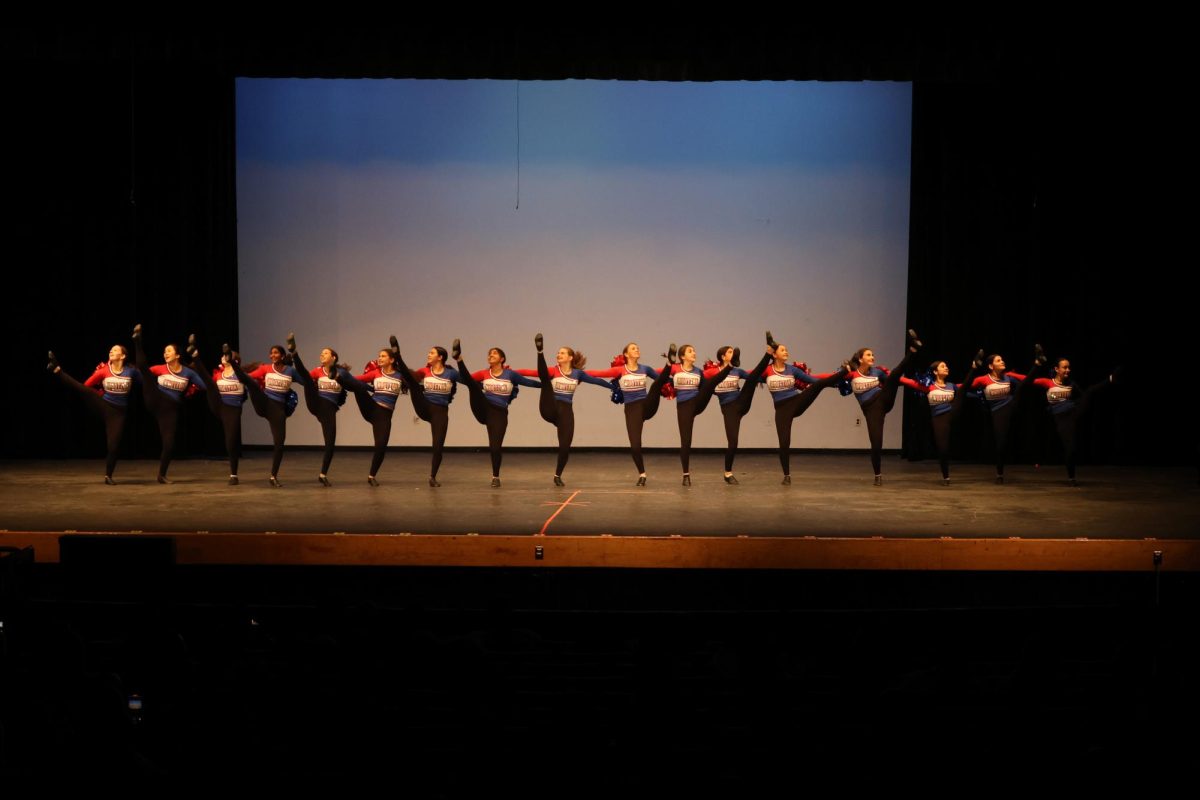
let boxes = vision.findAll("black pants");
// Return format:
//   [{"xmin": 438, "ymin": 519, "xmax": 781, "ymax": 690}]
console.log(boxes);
[
  {"xmin": 292, "ymin": 353, "xmax": 338, "ymax": 476},
  {"xmin": 339, "ymin": 372, "xmax": 394, "ymax": 478},
  {"xmin": 457, "ymin": 359, "xmax": 513, "ymax": 477},
  {"xmin": 775, "ymin": 371, "xmax": 845, "ymax": 476},
  {"xmin": 231, "ymin": 360, "xmax": 288, "ymax": 478},
  {"xmin": 135, "ymin": 336, "xmax": 183, "ymax": 478},
  {"xmin": 393, "ymin": 352, "xmax": 448, "ymax": 478},
  {"xmin": 987, "ymin": 371, "xmax": 1036, "ymax": 477},
  {"xmin": 536, "ymin": 351, "xmax": 577, "ymax": 476},
  {"xmin": 1051, "ymin": 379, "xmax": 1109, "ymax": 480},
  {"xmin": 623, "ymin": 365, "xmax": 674, "ymax": 473},
  {"xmin": 858, "ymin": 353, "xmax": 912, "ymax": 476},
  {"xmin": 194, "ymin": 357, "xmax": 243, "ymax": 476},
  {"xmin": 675, "ymin": 365, "xmax": 731, "ymax": 473},
  {"xmin": 57, "ymin": 371, "xmax": 127, "ymax": 478},
  {"xmin": 719, "ymin": 352, "xmax": 772, "ymax": 472}
]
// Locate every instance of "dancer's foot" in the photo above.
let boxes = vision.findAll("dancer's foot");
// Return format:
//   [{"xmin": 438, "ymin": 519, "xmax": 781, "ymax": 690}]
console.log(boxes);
[
  {"xmin": 491, "ymin": 477, "xmax": 501, "ymax": 488},
  {"xmin": 636, "ymin": 475, "xmax": 647, "ymax": 487},
  {"xmin": 723, "ymin": 474, "xmax": 739, "ymax": 485},
  {"xmin": 874, "ymin": 474, "xmax": 883, "ymax": 487},
  {"xmin": 157, "ymin": 475, "xmax": 173, "ymax": 485},
  {"xmin": 269, "ymin": 475, "xmax": 282, "ymax": 488},
  {"xmin": 319, "ymin": 474, "xmax": 331, "ymax": 487},
  {"xmin": 535, "ymin": 333, "xmax": 544, "ymax": 353},
  {"xmin": 389, "ymin": 335, "xmax": 400, "ymax": 359},
  {"xmin": 781, "ymin": 475, "xmax": 791, "ymax": 486},
  {"xmin": 229, "ymin": 475, "xmax": 239, "ymax": 486},
  {"xmin": 1034, "ymin": 343, "xmax": 1047, "ymax": 367},
  {"xmin": 766, "ymin": 330, "xmax": 777, "ymax": 350},
  {"xmin": 286, "ymin": 332, "xmax": 297, "ymax": 354},
  {"xmin": 47, "ymin": 350, "xmax": 60, "ymax": 373},
  {"xmin": 132, "ymin": 323, "xmax": 142, "ymax": 341},
  {"xmin": 105, "ymin": 475, "xmax": 116, "ymax": 486},
  {"xmin": 682, "ymin": 474, "xmax": 691, "ymax": 486},
  {"xmin": 429, "ymin": 476, "xmax": 441, "ymax": 488},
  {"xmin": 451, "ymin": 338, "xmax": 462, "ymax": 361},
  {"xmin": 367, "ymin": 476, "xmax": 379, "ymax": 487},
  {"xmin": 972, "ymin": 349, "xmax": 985, "ymax": 371},
  {"xmin": 553, "ymin": 475, "xmax": 564, "ymax": 487},
  {"xmin": 941, "ymin": 477, "xmax": 950, "ymax": 486},
  {"xmin": 666, "ymin": 343, "xmax": 677, "ymax": 364},
  {"xmin": 187, "ymin": 334, "xmax": 198, "ymax": 359},
  {"xmin": 907, "ymin": 329, "xmax": 922, "ymax": 353}
]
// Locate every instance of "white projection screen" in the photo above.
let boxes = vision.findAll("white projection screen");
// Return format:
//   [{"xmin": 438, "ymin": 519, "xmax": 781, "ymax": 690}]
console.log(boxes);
[{"xmin": 236, "ymin": 79, "xmax": 912, "ymax": 449}]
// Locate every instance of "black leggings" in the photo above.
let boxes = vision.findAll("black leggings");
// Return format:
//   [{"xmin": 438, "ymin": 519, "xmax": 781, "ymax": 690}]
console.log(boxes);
[
  {"xmin": 719, "ymin": 352, "xmax": 772, "ymax": 473},
  {"xmin": 56, "ymin": 370, "xmax": 127, "ymax": 478},
  {"xmin": 676, "ymin": 365, "xmax": 731, "ymax": 474},
  {"xmin": 536, "ymin": 352, "xmax": 576, "ymax": 476},
  {"xmin": 775, "ymin": 371, "xmax": 845, "ymax": 476},
  {"xmin": 134, "ymin": 336, "xmax": 183, "ymax": 479},
  {"xmin": 457, "ymin": 359, "xmax": 510, "ymax": 477},
  {"xmin": 194, "ymin": 357, "xmax": 243, "ymax": 476},
  {"xmin": 292, "ymin": 353, "xmax": 338, "ymax": 476},
  {"xmin": 623, "ymin": 364, "xmax": 674, "ymax": 473},
  {"xmin": 858, "ymin": 353, "xmax": 913, "ymax": 476},
  {"xmin": 394, "ymin": 352, "xmax": 450, "ymax": 478},
  {"xmin": 1051, "ymin": 379, "xmax": 1110, "ymax": 480},
  {"xmin": 339, "ymin": 373, "xmax": 394, "ymax": 478},
  {"xmin": 987, "ymin": 371, "xmax": 1036, "ymax": 477},
  {"xmin": 231, "ymin": 360, "xmax": 288, "ymax": 478}
]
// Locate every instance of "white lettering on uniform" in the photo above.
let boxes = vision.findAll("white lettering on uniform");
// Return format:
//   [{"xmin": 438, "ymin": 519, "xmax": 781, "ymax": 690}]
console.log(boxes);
[
  {"xmin": 317, "ymin": 377, "xmax": 342, "ymax": 393},
  {"xmin": 620, "ymin": 373, "xmax": 649, "ymax": 392},
  {"xmin": 984, "ymin": 381, "xmax": 1011, "ymax": 400},
  {"xmin": 423, "ymin": 375, "xmax": 452, "ymax": 395},
  {"xmin": 483, "ymin": 377, "xmax": 513, "ymax": 397},
  {"xmin": 715, "ymin": 375, "xmax": 741, "ymax": 394},
  {"xmin": 373, "ymin": 375, "xmax": 402, "ymax": 396},
  {"xmin": 552, "ymin": 376, "xmax": 579, "ymax": 395},
  {"xmin": 217, "ymin": 377, "xmax": 244, "ymax": 396},
  {"xmin": 158, "ymin": 373, "xmax": 189, "ymax": 392},
  {"xmin": 1047, "ymin": 386, "xmax": 1072, "ymax": 404},
  {"xmin": 766, "ymin": 373, "xmax": 796, "ymax": 394},
  {"xmin": 851, "ymin": 375, "xmax": 880, "ymax": 395},
  {"xmin": 928, "ymin": 387, "xmax": 955, "ymax": 406},
  {"xmin": 674, "ymin": 372, "xmax": 700, "ymax": 390},
  {"xmin": 103, "ymin": 376, "xmax": 131, "ymax": 395},
  {"xmin": 264, "ymin": 372, "xmax": 293, "ymax": 392}
]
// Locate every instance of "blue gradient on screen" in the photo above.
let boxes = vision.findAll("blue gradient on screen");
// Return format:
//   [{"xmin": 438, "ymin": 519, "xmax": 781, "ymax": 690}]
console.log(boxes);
[{"xmin": 237, "ymin": 79, "xmax": 912, "ymax": 449}]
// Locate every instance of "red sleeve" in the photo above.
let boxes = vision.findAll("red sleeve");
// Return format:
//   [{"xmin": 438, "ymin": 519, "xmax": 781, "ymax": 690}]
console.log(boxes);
[
  {"xmin": 1007, "ymin": 371, "xmax": 1026, "ymax": 381},
  {"xmin": 702, "ymin": 366, "xmax": 724, "ymax": 378},
  {"xmin": 514, "ymin": 368, "xmax": 540, "ymax": 378},
  {"xmin": 1033, "ymin": 377, "xmax": 1054, "ymax": 389},
  {"xmin": 585, "ymin": 367, "xmax": 623, "ymax": 379},
  {"xmin": 310, "ymin": 368, "xmax": 323, "ymax": 380},
  {"xmin": 353, "ymin": 371, "xmax": 376, "ymax": 383},
  {"xmin": 470, "ymin": 370, "xmax": 488, "ymax": 381},
  {"xmin": 246, "ymin": 364, "xmax": 270, "ymax": 380},
  {"xmin": 213, "ymin": 368, "xmax": 225, "ymax": 383},
  {"xmin": 83, "ymin": 367, "xmax": 107, "ymax": 389},
  {"xmin": 150, "ymin": 364, "xmax": 168, "ymax": 376},
  {"xmin": 899, "ymin": 376, "xmax": 928, "ymax": 393},
  {"xmin": 811, "ymin": 372, "xmax": 836, "ymax": 380},
  {"xmin": 971, "ymin": 375, "xmax": 989, "ymax": 389}
]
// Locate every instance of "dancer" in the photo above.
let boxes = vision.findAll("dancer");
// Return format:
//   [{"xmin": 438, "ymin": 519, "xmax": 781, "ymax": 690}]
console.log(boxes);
[
  {"xmin": 289, "ymin": 336, "xmax": 348, "ymax": 486},
  {"xmin": 842, "ymin": 329, "xmax": 923, "ymax": 485},
  {"xmin": 393, "ymin": 338, "xmax": 461, "ymax": 487},
  {"xmin": 760, "ymin": 333, "xmax": 849, "ymax": 485},
  {"xmin": 454, "ymin": 342, "xmax": 541, "ymax": 487},
  {"xmin": 224, "ymin": 340, "xmax": 300, "ymax": 487},
  {"xmin": 970, "ymin": 344, "xmax": 1045, "ymax": 484},
  {"xmin": 899, "ymin": 350, "xmax": 983, "ymax": 485},
  {"xmin": 1032, "ymin": 356, "xmax": 1117, "ymax": 485},
  {"xmin": 335, "ymin": 340, "xmax": 404, "ymax": 486},
  {"xmin": 521, "ymin": 333, "xmax": 621, "ymax": 486},
  {"xmin": 711, "ymin": 343, "xmax": 774, "ymax": 483},
  {"xmin": 189, "ymin": 336, "xmax": 247, "ymax": 485},
  {"xmin": 132, "ymin": 324, "xmax": 206, "ymax": 484},
  {"xmin": 664, "ymin": 344, "xmax": 732, "ymax": 485},
  {"xmin": 612, "ymin": 342, "xmax": 675, "ymax": 486},
  {"xmin": 47, "ymin": 345, "xmax": 140, "ymax": 484}
]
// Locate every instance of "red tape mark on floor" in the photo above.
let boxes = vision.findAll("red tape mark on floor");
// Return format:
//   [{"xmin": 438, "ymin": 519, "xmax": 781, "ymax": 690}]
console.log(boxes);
[{"xmin": 537, "ymin": 490, "xmax": 581, "ymax": 536}]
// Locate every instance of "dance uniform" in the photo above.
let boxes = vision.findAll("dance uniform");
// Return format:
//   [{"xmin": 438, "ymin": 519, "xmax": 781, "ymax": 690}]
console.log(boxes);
[
  {"xmin": 291, "ymin": 351, "xmax": 348, "ymax": 478},
  {"xmin": 337, "ymin": 363, "xmax": 403, "ymax": 480},
  {"xmin": 667, "ymin": 362, "xmax": 733, "ymax": 475},
  {"xmin": 842, "ymin": 351, "xmax": 916, "ymax": 478},
  {"xmin": 1033, "ymin": 375, "xmax": 1112, "ymax": 480},
  {"xmin": 615, "ymin": 362, "xmax": 673, "ymax": 475},
  {"xmin": 232, "ymin": 360, "xmax": 300, "ymax": 479},
  {"xmin": 55, "ymin": 360, "xmax": 140, "ymax": 479},
  {"xmin": 134, "ymin": 335, "xmax": 205, "ymax": 480},
  {"xmin": 970, "ymin": 369, "xmax": 1034, "ymax": 478},
  {"xmin": 713, "ymin": 352, "xmax": 773, "ymax": 474},
  {"xmin": 518, "ymin": 355, "xmax": 620, "ymax": 478},
  {"xmin": 193, "ymin": 357, "xmax": 247, "ymax": 478},
  {"xmin": 392, "ymin": 351, "xmax": 461, "ymax": 480},
  {"xmin": 900, "ymin": 371, "xmax": 973, "ymax": 480},
  {"xmin": 762, "ymin": 361, "xmax": 847, "ymax": 477},
  {"xmin": 455, "ymin": 359, "xmax": 541, "ymax": 478}
]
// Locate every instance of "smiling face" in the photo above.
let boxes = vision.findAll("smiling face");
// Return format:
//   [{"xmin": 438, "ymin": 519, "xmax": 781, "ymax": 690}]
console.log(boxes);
[
  {"xmin": 109, "ymin": 344, "xmax": 126, "ymax": 364},
  {"xmin": 320, "ymin": 348, "xmax": 336, "ymax": 368},
  {"xmin": 163, "ymin": 344, "xmax": 179, "ymax": 364},
  {"xmin": 773, "ymin": 344, "xmax": 790, "ymax": 363},
  {"xmin": 624, "ymin": 343, "xmax": 640, "ymax": 364},
  {"xmin": 377, "ymin": 350, "xmax": 394, "ymax": 370},
  {"xmin": 859, "ymin": 349, "xmax": 876, "ymax": 370},
  {"xmin": 1054, "ymin": 359, "xmax": 1071, "ymax": 381},
  {"xmin": 487, "ymin": 348, "xmax": 504, "ymax": 368},
  {"xmin": 427, "ymin": 348, "xmax": 442, "ymax": 367},
  {"xmin": 932, "ymin": 361, "xmax": 950, "ymax": 381},
  {"xmin": 269, "ymin": 346, "xmax": 284, "ymax": 365},
  {"xmin": 989, "ymin": 354, "xmax": 1006, "ymax": 374},
  {"xmin": 680, "ymin": 345, "xmax": 696, "ymax": 366},
  {"xmin": 556, "ymin": 347, "xmax": 572, "ymax": 367}
]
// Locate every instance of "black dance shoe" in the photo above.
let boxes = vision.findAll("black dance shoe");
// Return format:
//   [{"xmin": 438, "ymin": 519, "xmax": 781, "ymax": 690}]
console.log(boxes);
[
  {"xmin": 451, "ymin": 338, "xmax": 462, "ymax": 361},
  {"xmin": 132, "ymin": 323, "xmax": 142, "ymax": 341},
  {"xmin": 429, "ymin": 476, "xmax": 441, "ymax": 488},
  {"xmin": 554, "ymin": 475, "xmax": 564, "ymax": 487},
  {"xmin": 941, "ymin": 478, "xmax": 951, "ymax": 486},
  {"xmin": 157, "ymin": 475, "xmax": 173, "ymax": 485},
  {"xmin": 1034, "ymin": 343, "xmax": 1047, "ymax": 367},
  {"xmin": 491, "ymin": 477, "xmax": 501, "ymax": 488},
  {"xmin": 874, "ymin": 475, "xmax": 883, "ymax": 486},
  {"xmin": 636, "ymin": 476, "xmax": 647, "ymax": 487},
  {"xmin": 269, "ymin": 476, "xmax": 282, "ymax": 488},
  {"xmin": 287, "ymin": 332, "xmax": 297, "ymax": 354},
  {"xmin": 367, "ymin": 476, "xmax": 379, "ymax": 487},
  {"xmin": 907, "ymin": 329, "xmax": 922, "ymax": 352},
  {"xmin": 229, "ymin": 476, "xmax": 239, "ymax": 486},
  {"xmin": 972, "ymin": 349, "xmax": 985, "ymax": 371},
  {"xmin": 319, "ymin": 475, "xmax": 331, "ymax": 487},
  {"xmin": 995, "ymin": 474, "xmax": 1005, "ymax": 485},
  {"xmin": 666, "ymin": 343, "xmax": 678, "ymax": 364},
  {"xmin": 105, "ymin": 475, "xmax": 116, "ymax": 485},
  {"xmin": 682, "ymin": 474, "xmax": 691, "ymax": 486},
  {"xmin": 535, "ymin": 333, "xmax": 544, "ymax": 353},
  {"xmin": 781, "ymin": 475, "xmax": 791, "ymax": 485},
  {"xmin": 766, "ymin": 330, "xmax": 777, "ymax": 350},
  {"xmin": 187, "ymin": 333, "xmax": 199, "ymax": 359},
  {"xmin": 723, "ymin": 474, "xmax": 739, "ymax": 485},
  {"xmin": 47, "ymin": 350, "xmax": 60, "ymax": 372},
  {"xmin": 731, "ymin": 347, "xmax": 741, "ymax": 367},
  {"xmin": 389, "ymin": 335, "xmax": 400, "ymax": 359}
]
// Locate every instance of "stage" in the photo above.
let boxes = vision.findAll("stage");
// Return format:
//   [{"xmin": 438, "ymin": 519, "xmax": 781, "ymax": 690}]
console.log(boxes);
[{"xmin": 3, "ymin": 452, "xmax": 1196, "ymax": 571}]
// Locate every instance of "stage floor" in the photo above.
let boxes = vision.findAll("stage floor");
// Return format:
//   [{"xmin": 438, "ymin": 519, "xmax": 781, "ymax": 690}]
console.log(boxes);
[{"xmin": 2, "ymin": 451, "xmax": 1194, "ymax": 540}]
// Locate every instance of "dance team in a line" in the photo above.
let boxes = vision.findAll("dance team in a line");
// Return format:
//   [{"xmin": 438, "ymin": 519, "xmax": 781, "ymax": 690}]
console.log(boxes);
[{"xmin": 47, "ymin": 325, "xmax": 1117, "ymax": 488}]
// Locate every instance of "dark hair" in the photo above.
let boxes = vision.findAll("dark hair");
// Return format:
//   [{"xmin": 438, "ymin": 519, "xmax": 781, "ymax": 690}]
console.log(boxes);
[
  {"xmin": 490, "ymin": 347, "xmax": 507, "ymax": 365},
  {"xmin": 430, "ymin": 346, "xmax": 448, "ymax": 366},
  {"xmin": 717, "ymin": 346, "xmax": 740, "ymax": 368},
  {"xmin": 987, "ymin": 353, "xmax": 1003, "ymax": 372},
  {"xmin": 270, "ymin": 344, "xmax": 294, "ymax": 366},
  {"xmin": 562, "ymin": 347, "xmax": 586, "ymax": 369},
  {"xmin": 929, "ymin": 359, "xmax": 947, "ymax": 373},
  {"xmin": 678, "ymin": 344, "xmax": 695, "ymax": 363},
  {"xmin": 111, "ymin": 344, "xmax": 128, "ymax": 359},
  {"xmin": 849, "ymin": 347, "xmax": 872, "ymax": 371},
  {"xmin": 1054, "ymin": 357, "xmax": 1069, "ymax": 370}
]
